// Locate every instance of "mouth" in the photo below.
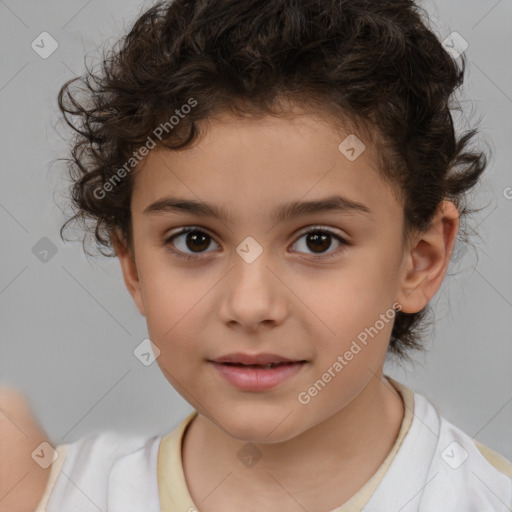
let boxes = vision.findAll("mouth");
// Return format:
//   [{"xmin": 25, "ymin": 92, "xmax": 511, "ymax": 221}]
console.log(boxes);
[
  {"xmin": 217, "ymin": 361, "xmax": 304, "ymax": 369},
  {"xmin": 208, "ymin": 354, "xmax": 308, "ymax": 391},
  {"xmin": 210, "ymin": 352, "xmax": 307, "ymax": 366}
]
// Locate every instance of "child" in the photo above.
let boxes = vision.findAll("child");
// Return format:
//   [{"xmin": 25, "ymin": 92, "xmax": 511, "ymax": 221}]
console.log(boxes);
[{"xmin": 6, "ymin": 0, "xmax": 512, "ymax": 510}]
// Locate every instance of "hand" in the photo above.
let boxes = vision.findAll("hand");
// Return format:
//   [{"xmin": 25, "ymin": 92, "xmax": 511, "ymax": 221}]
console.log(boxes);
[{"xmin": 0, "ymin": 387, "xmax": 53, "ymax": 512}]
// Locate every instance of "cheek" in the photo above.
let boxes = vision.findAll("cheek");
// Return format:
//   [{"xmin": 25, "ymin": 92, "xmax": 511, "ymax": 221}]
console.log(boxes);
[
  {"xmin": 298, "ymin": 259, "xmax": 397, "ymax": 365},
  {"xmin": 136, "ymin": 261, "xmax": 204, "ymax": 356},
  {"xmin": 304, "ymin": 260, "xmax": 396, "ymax": 328},
  {"xmin": 136, "ymin": 244, "xmax": 199, "ymax": 327},
  {"xmin": 294, "ymin": 283, "xmax": 396, "ymax": 421}
]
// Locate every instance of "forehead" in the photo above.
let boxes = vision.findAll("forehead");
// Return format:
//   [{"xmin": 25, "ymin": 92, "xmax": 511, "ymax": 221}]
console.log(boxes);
[{"xmin": 131, "ymin": 112, "xmax": 402, "ymax": 226}]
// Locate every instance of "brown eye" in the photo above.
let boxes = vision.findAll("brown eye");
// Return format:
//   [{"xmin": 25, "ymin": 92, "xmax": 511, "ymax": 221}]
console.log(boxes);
[
  {"xmin": 305, "ymin": 232, "xmax": 332, "ymax": 253},
  {"xmin": 291, "ymin": 228, "xmax": 348, "ymax": 258},
  {"xmin": 164, "ymin": 225, "xmax": 348, "ymax": 262},
  {"xmin": 165, "ymin": 228, "xmax": 220, "ymax": 259},
  {"xmin": 183, "ymin": 230, "xmax": 210, "ymax": 252}
]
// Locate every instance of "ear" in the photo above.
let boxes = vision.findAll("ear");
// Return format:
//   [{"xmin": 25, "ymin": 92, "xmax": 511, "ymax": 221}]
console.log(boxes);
[
  {"xmin": 396, "ymin": 200, "xmax": 459, "ymax": 313},
  {"xmin": 111, "ymin": 229, "xmax": 146, "ymax": 317}
]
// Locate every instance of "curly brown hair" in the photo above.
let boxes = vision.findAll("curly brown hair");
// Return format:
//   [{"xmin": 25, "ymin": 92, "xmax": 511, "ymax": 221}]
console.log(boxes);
[{"xmin": 58, "ymin": 0, "xmax": 488, "ymax": 359}]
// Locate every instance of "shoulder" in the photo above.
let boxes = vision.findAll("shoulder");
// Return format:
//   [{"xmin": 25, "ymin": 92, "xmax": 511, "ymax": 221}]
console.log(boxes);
[
  {"xmin": 376, "ymin": 379, "xmax": 512, "ymax": 511},
  {"xmin": 414, "ymin": 391, "xmax": 512, "ymax": 477},
  {"xmin": 0, "ymin": 388, "xmax": 53, "ymax": 512},
  {"xmin": 43, "ymin": 430, "xmax": 162, "ymax": 512},
  {"xmin": 473, "ymin": 439, "xmax": 512, "ymax": 477},
  {"xmin": 412, "ymin": 391, "xmax": 512, "ymax": 510}
]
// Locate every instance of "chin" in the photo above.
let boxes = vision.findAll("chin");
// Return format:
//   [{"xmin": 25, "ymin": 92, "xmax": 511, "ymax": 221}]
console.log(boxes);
[{"xmin": 211, "ymin": 404, "xmax": 305, "ymax": 444}]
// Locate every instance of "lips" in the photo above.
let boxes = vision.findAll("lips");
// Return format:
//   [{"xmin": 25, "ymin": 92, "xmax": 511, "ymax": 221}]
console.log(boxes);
[
  {"xmin": 210, "ymin": 355, "xmax": 307, "ymax": 391},
  {"xmin": 221, "ymin": 361, "xmax": 293, "ymax": 369},
  {"xmin": 210, "ymin": 352, "xmax": 306, "ymax": 367}
]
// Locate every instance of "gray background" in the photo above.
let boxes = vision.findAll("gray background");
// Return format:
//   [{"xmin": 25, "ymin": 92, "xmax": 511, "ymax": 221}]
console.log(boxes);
[{"xmin": 0, "ymin": 0, "xmax": 511, "ymax": 460}]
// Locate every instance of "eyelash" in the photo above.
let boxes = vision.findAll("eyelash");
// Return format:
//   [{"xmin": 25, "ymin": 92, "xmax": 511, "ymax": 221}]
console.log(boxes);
[{"xmin": 163, "ymin": 226, "xmax": 349, "ymax": 262}]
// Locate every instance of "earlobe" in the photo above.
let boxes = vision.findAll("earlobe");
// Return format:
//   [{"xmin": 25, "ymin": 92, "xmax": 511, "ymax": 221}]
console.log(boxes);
[
  {"xmin": 396, "ymin": 200, "xmax": 459, "ymax": 314},
  {"xmin": 111, "ymin": 230, "xmax": 146, "ymax": 317}
]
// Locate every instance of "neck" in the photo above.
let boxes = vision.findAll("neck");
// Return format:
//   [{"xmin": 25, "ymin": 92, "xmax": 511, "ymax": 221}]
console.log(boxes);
[{"xmin": 182, "ymin": 374, "xmax": 404, "ymax": 511}]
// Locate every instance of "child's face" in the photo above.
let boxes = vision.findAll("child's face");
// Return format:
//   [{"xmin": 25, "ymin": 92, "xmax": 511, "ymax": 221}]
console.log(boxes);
[{"xmin": 119, "ymin": 109, "xmax": 414, "ymax": 442}]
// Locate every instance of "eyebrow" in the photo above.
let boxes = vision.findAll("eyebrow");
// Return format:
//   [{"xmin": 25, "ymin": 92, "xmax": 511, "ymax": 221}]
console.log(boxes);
[{"xmin": 142, "ymin": 195, "xmax": 373, "ymax": 222}]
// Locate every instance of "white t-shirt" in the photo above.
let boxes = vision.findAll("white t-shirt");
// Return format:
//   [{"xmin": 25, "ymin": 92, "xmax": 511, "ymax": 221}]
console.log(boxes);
[{"xmin": 36, "ymin": 376, "xmax": 512, "ymax": 512}]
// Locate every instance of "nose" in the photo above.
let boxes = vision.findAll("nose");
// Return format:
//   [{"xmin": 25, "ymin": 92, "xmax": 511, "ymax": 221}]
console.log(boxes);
[{"xmin": 218, "ymin": 255, "xmax": 289, "ymax": 332}]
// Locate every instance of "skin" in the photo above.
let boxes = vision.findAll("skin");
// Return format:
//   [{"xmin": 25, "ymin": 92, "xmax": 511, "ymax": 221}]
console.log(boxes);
[
  {"xmin": 0, "ymin": 388, "xmax": 52, "ymax": 512},
  {"xmin": 113, "ymin": 107, "xmax": 459, "ymax": 511}
]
